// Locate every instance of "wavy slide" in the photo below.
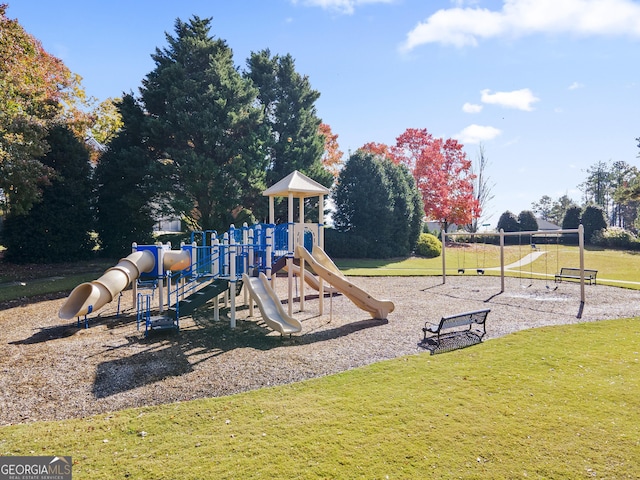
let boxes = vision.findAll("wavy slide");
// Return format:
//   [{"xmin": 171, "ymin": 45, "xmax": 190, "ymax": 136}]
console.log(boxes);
[
  {"xmin": 242, "ymin": 273, "xmax": 302, "ymax": 335},
  {"xmin": 283, "ymin": 262, "xmax": 339, "ymax": 295},
  {"xmin": 295, "ymin": 245, "xmax": 395, "ymax": 319},
  {"xmin": 59, "ymin": 249, "xmax": 191, "ymax": 320}
]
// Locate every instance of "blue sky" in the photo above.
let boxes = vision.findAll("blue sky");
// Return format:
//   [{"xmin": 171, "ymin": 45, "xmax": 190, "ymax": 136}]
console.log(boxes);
[{"xmin": 7, "ymin": 0, "xmax": 640, "ymax": 226}]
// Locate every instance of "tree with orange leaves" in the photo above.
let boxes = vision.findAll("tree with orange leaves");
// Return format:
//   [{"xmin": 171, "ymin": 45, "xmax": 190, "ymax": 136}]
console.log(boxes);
[
  {"xmin": 362, "ymin": 128, "xmax": 479, "ymax": 232},
  {"xmin": 319, "ymin": 123, "xmax": 343, "ymax": 178},
  {"xmin": 0, "ymin": 4, "xmax": 87, "ymax": 214},
  {"xmin": 360, "ymin": 142, "xmax": 390, "ymax": 158},
  {"xmin": 395, "ymin": 128, "xmax": 478, "ymax": 232}
]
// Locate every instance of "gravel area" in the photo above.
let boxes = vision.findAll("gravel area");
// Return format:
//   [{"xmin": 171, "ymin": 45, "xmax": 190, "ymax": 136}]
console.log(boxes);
[{"xmin": 1, "ymin": 275, "xmax": 638, "ymax": 426}]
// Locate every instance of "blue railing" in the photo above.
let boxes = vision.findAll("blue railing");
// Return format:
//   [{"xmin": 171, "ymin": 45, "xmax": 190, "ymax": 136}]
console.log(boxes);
[{"xmin": 164, "ymin": 221, "xmax": 318, "ymax": 317}]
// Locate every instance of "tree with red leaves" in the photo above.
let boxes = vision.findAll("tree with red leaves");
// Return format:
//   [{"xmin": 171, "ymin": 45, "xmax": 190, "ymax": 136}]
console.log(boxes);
[
  {"xmin": 0, "ymin": 4, "xmax": 88, "ymax": 215},
  {"xmin": 319, "ymin": 123, "xmax": 343, "ymax": 179},
  {"xmin": 360, "ymin": 142, "xmax": 391, "ymax": 158},
  {"xmin": 363, "ymin": 128, "xmax": 479, "ymax": 232}
]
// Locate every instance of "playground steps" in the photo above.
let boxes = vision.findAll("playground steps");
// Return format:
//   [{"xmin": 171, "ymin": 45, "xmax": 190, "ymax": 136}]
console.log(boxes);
[
  {"xmin": 143, "ymin": 279, "xmax": 237, "ymax": 335},
  {"xmin": 271, "ymin": 255, "xmax": 288, "ymax": 275},
  {"xmin": 147, "ymin": 314, "xmax": 178, "ymax": 332},
  {"xmin": 170, "ymin": 278, "xmax": 241, "ymax": 317}
]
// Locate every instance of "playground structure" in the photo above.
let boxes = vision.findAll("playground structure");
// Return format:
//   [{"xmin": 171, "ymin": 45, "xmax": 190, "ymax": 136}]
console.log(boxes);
[
  {"xmin": 441, "ymin": 226, "xmax": 587, "ymax": 316},
  {"xmin": 58, "ymin": 171, "xmax": 395, "ymax": 335}
]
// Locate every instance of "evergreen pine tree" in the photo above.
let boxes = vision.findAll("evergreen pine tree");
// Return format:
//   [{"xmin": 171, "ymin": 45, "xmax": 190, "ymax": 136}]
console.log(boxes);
[
  {"xmin": 561, "ymin": 205, "xmax": 583, "ymax": 245},
  {"xmin": 497, "ymin": 211, "xmax": 520, "ymax": 232},
  {"xmin": 381, "ymin": 161, "xmax": 423, "ymax": 256},
  {"xmin": 246, "ymin": 50, "xmax": 333, "ymax": 222},
  {"xmin": 94, "ymin": 95, "xmax": 157, "ymax": 257},
  {"xmin": 331, "ymin": 151, "xmax": 421, "ymax": 258},
  {"xmin": 518, "ymin": 210, "xmax": 538, "ymax": 245},
  {"xmin": 496, "ymin": 211, "xmax": 520, "ymax": 244},
  {"xmin": 518, "ymin": 210, "xmax": 539, "ymax": 231},
  {"xmin": 562, "ymin": 205, "xmax": 582, "ymax": 229},
  {"xmin": 140, "ymin": 16, "xmax": 268, "ymax": 231}
]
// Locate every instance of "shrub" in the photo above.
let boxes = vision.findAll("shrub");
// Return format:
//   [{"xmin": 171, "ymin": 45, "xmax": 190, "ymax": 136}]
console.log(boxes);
[
  {"xmin": 582, "ymin": 205, "xmax": 608, "ymax": 244},
  {"xmin": 415, "ymin": 233, "xmax": 442, "ymax": 258},
  {"xmin": 324, "ymin": 228, "xmax": 370, "ymax": 258},
  {"xmin": 591, "ymin": 227, "xmax": 639, "ymax": 249},
  {"xmin": 332, "ymin": 151, "xmax": 423, "ymax": 259},
  {"xmin": 518, "ymin": 210, "xmax": 538, "ymax": 232}
]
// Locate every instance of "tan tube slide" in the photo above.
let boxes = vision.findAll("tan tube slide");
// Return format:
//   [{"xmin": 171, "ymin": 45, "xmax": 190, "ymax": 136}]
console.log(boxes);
[{"xmin": 58, "ymin": 249, "xmax": 191, "ymax": 320}]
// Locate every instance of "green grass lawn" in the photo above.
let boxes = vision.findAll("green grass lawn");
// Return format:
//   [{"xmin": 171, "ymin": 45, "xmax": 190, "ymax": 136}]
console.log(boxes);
[
  {"xmin": 0, "ymin": 260, "xmax": 114, "ymax": 304},
  {"xmin": 2, "ymin": 248, "xmax": 640, "ymax": 477},
  {"xmin": 2, "ymin": 246, "xmax": 640, "ymax": 303},
  {"xmin": 1, "ymin": 319, "xmax": 639, "ymax": 479},
  {"xmin": 337, "ymin": 245, "xmax": 640, "ymax": 288}
]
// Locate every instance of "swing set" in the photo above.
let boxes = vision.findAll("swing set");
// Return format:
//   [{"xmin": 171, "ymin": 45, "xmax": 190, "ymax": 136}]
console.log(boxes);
[
  {"xmin": 442, "ymin": 225, "xmax": 588, "ymax": 315},
  {"xmin": 456, "ymin": 234, "xmax": 486, "ymax": 275},
  {"xmin": 513, "ymin": 231, "xmax": 561, "ymax": 289}
]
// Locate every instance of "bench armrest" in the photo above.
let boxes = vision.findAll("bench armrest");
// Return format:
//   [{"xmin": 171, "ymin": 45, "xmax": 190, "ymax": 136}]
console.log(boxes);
[{"xmin": 422, "ymin": 322, "xmax": 439, "ymax": 333}]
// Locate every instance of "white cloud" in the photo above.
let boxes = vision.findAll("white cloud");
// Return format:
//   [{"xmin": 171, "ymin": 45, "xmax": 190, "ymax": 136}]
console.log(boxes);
[
  {"xmin": 455, "ymin": 124, "xmax": 502, "ymax": 144},
  {"xmin": 568, "ymin": 81, "xmax": 585, "ymax": 90},
  {"xmin": 480, "ymin": 88, "xmax": 539, "ymax": 111},
  {"xmin": 462, "ymin": 102, "xmax": 483, "ymax": 113},
  {"xmin": 400, "ymin": 0, "xmax": 640, "ymax": 50},
  {"xmin": 292, "ymin": 0, "xmax": 394, "ymax": 15}
]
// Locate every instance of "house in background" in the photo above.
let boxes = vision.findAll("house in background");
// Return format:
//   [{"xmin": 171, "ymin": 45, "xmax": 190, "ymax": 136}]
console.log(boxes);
[
  {"xmin": 424, "ymin": 220, "xmax": 462, "ymax": 235},
  {"xmin": 153, "ymin": 216, "xmax": 182, "ymax": 234},
  {"xmin": 536, "ymin": 218, "xmax": 561, "ymax": 231}
]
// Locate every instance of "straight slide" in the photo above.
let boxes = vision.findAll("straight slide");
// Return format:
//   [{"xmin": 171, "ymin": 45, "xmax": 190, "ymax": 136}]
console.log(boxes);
[
  {"xmin": 295, "ymin": 245, "xmax": 395, "ymax": 319},
  {"xmin": 242, "ymin": 273, "xmax": 302, "ymax": 335}
]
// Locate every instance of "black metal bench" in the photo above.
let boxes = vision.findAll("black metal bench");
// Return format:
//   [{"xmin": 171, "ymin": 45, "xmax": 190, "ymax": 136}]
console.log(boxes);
[
  {"xmin": 422, "ymin": 309, "xmax": 490, "ymax": 352},
  {"xmin": 554, "ymin": 267, "xmax": 598, "ymax": 285}
]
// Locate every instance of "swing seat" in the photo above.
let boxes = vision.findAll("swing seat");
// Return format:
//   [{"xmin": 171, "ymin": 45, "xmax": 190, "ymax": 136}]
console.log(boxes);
[
  {"xmin": 476, "ymin": 269, "xmax": 485, "ymax": 275},
  {"xmin": 457, "ymin": 268, "xmax": 465, "ymax": 274}
]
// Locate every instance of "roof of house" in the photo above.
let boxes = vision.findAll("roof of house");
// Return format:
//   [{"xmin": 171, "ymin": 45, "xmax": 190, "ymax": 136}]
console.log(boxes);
[{"xmin": 537, "ymin": 218, "xmax": 561, "ymax": 230}]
